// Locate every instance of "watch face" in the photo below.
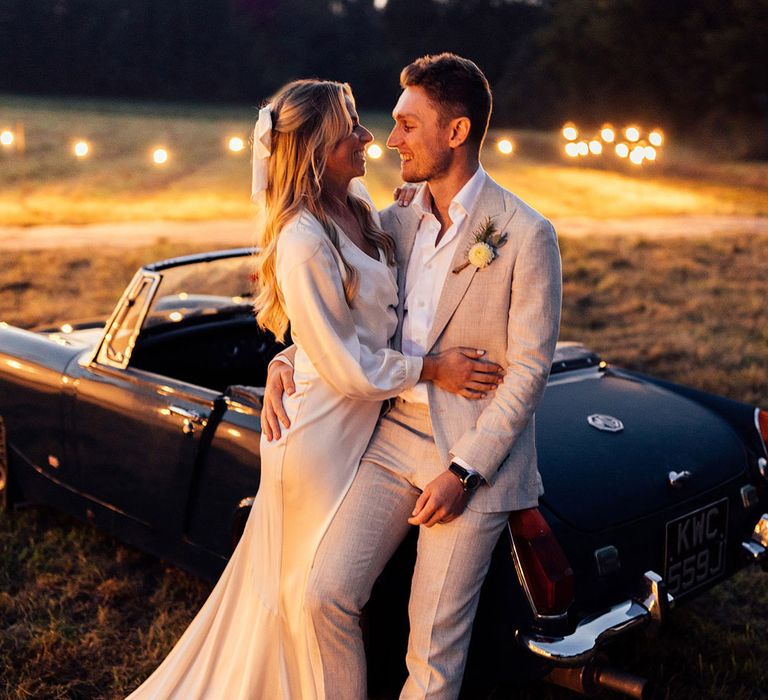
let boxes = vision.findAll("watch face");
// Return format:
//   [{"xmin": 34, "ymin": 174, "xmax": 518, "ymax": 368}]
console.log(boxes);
[{"xmin": 465, "ymin": 473, "xmax": 482, "ymax": 491}]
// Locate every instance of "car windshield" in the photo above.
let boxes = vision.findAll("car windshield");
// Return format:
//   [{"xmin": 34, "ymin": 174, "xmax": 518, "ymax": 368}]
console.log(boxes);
[{"xmin": 142, "ymin": 256, "xmax": 256, "ymax": 331}]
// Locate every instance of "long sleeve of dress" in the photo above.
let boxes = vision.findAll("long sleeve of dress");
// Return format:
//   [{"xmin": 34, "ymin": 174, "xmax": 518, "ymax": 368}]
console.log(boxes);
[{"xmin": 276, "ymin": 213, "xmax": 422, "ymax": 401}]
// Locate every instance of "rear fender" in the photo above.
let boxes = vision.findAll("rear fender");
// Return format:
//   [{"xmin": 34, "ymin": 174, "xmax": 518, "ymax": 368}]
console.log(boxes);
[{"xmin": 0, "ymin": 326, "xmax": 82, "ymax": 483}]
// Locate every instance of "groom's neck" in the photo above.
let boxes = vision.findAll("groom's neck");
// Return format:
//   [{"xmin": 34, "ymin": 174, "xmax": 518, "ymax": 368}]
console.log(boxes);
[{"xmin": 426, "ymin": 155, "xmax": 480, "ymax": 221}]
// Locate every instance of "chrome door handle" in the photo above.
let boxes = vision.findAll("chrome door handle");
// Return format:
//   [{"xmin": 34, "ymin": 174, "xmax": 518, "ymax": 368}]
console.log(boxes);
[{"xmin": 169, "ymin": 405, "xmax": 206, "ymax": 435}]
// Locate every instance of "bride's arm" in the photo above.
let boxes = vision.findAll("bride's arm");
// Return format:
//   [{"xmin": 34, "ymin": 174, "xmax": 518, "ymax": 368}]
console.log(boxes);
[{"xmin": 277, "ymin": 220, "xmax": 423, "ymax": 402}]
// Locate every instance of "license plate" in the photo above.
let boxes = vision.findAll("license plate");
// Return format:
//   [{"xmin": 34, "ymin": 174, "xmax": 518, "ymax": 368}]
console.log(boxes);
[{"xmin": 665, "ymin": 498, "xmax": 728, "ymax": 598}]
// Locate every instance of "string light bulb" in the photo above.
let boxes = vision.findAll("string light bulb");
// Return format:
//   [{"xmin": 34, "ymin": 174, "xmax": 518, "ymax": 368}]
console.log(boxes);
[
  {"xmin": 564, "ymin": 142, "xmax": 579, "ymax": 158},
  {"xmin": 562, "ymin": 123, "xmax": 578, "ymax": 141},
  {"xmin": 152, "ymin": 147, "xmax": 169, "ymax": 165},
  {"xmin": 73, "ymin": 141, "xmax": 90, "ymax": 158},
  {"xmin": 228, "ymin": 136, "xmax": 245, "ymax": 153},
  {"xmin": 497, "ymin": 138, "xmax": 514, "ymax": 155}
]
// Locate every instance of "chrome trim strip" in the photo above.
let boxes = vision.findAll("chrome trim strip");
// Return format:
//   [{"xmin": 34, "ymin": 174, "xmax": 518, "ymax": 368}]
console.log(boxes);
[{"xmin": 519, "ymin": 571, "xmax": 673, "ymax": 666}]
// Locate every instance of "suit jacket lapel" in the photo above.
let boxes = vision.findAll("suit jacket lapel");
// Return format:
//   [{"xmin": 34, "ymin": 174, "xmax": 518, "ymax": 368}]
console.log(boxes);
[{"xmin": 426, "ymin": 176, "xmax": 510, "ymax": 351}]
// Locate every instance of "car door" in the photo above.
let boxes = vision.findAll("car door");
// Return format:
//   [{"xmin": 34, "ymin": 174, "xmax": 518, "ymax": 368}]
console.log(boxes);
[
  {"xmin": 65, "ymin": 271, "xmax": 218, "ymax": 535},
  {"xmin": 181, "ymin": 387, "xmax": 263, "ymax": 559}
]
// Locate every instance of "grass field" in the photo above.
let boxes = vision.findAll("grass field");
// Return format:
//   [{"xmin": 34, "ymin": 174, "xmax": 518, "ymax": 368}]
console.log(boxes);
[
  {"xmin": 1, "ymin": 95, "xmax": 767, "ymax": 698},
  {"xmin": 2, "ymin": 95, "xmax": 768, "ymax": 225}
]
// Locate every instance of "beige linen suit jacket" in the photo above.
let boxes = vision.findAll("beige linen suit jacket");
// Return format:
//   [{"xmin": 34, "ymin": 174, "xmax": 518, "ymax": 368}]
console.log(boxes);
[{"xmin": 382, "ymin": 172, "xmax": 562, "ymax": 513}]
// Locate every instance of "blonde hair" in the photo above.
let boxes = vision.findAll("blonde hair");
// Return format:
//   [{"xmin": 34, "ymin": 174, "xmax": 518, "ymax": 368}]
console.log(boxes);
[{"xmin": 253, "ymin": 79, "xmax": 396, "ymax": 342}]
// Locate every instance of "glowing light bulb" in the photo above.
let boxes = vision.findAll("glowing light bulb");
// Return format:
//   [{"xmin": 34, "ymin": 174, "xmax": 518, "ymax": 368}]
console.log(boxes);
[
  {"xmin": 73, "ymin": 141, "xmax": 90, "ymax": 158},
  {"xmin": 0, "ymin": 130, "xmax": 14, "ymax": 147},
  {"xmin": 649, "ymin": 130, "xmax": 663, "ymax": 147},
  {"xmin": 366, "ymin": 144, "xmax": 383, "ymax": 159},
  {"xmin": 153, "ymin": 148, "xmax": 169, "ymax": 165},
  {"xmin": 564, "ymin": 142, "xmax": 579, "ymax": 158},
  {"xmin": 228, "ymin": 137, "xmax": 245, "ymax": 153},
  {"xmin": 589, "ymin": 140, "xmax": 603, "ymax": 155},
  {"xmin": 644, "ymin": 146, "xmax": 657, "ymax": 161},
  {"xmin": 497, "ymin": 138, "xmax": 514, "ymax": 155},
  {"xmin": 577, "ymin": 141, "xmax": 589, "ymax": 156},
  {"xmin": 630, "ymin": 146, "xmax": 645, "ymax": 164},
  {"xmin": 562, "ymin": 123, "xmax": 578, "ymax": 141},
  {"xmin": 625, "ymin": 126, "xmax": 640, "ymax": 142},
  {"xmin": 600, "ymin": 127, "xmax": 615, "ymax": 143},
  {"xmin": 615, "ymin": 143, "xmax": 629, "ymax": 158}
]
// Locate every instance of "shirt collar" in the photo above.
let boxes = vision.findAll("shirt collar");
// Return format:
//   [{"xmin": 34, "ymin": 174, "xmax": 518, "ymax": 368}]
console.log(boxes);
[{"xmin": 411, "ymin": 165, "xmax": 486, "ymax": 221}]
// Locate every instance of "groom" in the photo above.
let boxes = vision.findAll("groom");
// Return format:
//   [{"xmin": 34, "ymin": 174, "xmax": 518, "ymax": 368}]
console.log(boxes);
[{"xmin": 266, "ymin": 53, "xmax": 561, "ymax": 699}]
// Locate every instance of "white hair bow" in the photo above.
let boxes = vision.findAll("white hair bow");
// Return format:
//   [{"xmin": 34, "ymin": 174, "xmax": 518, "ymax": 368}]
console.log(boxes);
[{"xmin": 250, "ymin": 104, "xmax": 273, "ymax": 206}]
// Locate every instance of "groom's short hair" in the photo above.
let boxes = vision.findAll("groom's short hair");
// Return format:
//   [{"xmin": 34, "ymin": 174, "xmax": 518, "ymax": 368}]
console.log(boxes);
[{"xmin": 400, "ymin": 53, "xmax": 491, "ymax": 150}]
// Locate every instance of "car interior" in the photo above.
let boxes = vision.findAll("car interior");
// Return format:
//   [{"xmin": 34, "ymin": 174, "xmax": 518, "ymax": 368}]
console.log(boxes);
[{"xmin": 129, "ymin": 312, "xmax": 287, "ymax": 393}]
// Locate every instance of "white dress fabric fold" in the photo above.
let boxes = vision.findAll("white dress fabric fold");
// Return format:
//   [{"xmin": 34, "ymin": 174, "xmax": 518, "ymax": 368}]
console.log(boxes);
[{"xmin": 126, "ymin": 183, "xmax": 419, "ymax": 699}]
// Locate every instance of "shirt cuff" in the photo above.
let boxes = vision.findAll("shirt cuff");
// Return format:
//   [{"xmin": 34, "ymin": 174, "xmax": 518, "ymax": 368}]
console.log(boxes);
[
  {"xmin": 451, "ymin": 455, "xmax": 478, "ymax": 474},
  {"xmin": 403, "ymin": 355, "xmax": 423, "ymax": 391}
]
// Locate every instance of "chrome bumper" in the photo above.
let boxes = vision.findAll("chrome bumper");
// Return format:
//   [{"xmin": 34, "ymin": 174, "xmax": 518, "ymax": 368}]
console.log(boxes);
[{"xmin": 519, "ymin": 571, "xmax": 673, "ymax": 667}]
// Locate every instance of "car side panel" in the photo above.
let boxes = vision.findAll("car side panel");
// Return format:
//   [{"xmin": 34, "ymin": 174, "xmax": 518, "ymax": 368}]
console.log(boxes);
[{"xmin": 182, "ymin": 397, "xmax": 262, "ymax": 562}]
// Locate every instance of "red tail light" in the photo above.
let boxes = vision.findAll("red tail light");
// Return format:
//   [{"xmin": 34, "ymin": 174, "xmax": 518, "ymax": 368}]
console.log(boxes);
[
  {"xmin": 508, "ymin": 507, "xmax": 575, "ymax": 617},
  {"xmin": 757, "ymin": 409, "xmax": 768, "ymax": 448}
]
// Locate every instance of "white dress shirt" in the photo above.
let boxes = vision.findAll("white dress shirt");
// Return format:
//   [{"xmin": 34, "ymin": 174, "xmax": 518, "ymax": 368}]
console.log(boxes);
[{"xmin": 399, "ymin": 166, "xmax": 486, "ymax": 406}]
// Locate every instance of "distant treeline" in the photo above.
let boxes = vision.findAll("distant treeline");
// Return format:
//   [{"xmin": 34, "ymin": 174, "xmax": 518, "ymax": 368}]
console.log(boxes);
[{"xmin": 1, "ymin": 0, "xmax": 767, "ymax": 154}]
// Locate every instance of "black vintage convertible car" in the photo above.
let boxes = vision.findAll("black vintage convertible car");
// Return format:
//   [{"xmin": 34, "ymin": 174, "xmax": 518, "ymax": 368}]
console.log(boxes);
[{"xmin": 1, "ymin": 248, "xmax": 767, "ymax": 698}]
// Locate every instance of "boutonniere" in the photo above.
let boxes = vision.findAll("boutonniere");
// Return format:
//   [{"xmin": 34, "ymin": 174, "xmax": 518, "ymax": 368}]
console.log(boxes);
[{"xmin": 452, "ymin": 216, "xmax": 508, "ymax": 274}]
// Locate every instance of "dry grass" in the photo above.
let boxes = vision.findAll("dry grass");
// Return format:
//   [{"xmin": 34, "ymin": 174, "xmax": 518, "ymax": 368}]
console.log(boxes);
[
  {"xmin": 0, "ymin": 241, "xmax": 219, "ymax": 329},
  {"xmin": 2, "ymin": 96, "xmax": 767, "ymax": 224},
  {"xmin": 1, "ymin": 233, "xmax": 767, "ymax": 698}
]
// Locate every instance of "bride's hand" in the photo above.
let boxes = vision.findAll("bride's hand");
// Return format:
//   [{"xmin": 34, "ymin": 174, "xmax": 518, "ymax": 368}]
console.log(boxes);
[
  {"xmin": 393, "ymin": 182, "xmax": 420, "ymax": 207},
  {"xmin": 262, "ymin": 361, "xmax": 296, "ymax": 441},
  {"xmin": 420, "ymin": 348, "xmax": 504, "ymax": 399}
]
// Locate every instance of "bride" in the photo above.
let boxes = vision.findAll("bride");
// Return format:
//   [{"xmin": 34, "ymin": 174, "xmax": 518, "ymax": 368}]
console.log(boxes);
[{"xmin": 126, "ymin": 79, "xmax": 499, "ymax": 700}]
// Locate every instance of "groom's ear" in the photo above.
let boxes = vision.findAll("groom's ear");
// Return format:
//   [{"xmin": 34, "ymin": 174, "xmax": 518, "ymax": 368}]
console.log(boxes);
[{"xmin": 447, "ymin": 116, "xmax": 471, "ymax": 149}]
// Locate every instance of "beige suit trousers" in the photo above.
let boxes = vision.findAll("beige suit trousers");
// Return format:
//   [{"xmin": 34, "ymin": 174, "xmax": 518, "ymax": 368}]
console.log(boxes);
[{"xmin": 306, "ymin": 399, "xmax": 510, "ymax": 700}]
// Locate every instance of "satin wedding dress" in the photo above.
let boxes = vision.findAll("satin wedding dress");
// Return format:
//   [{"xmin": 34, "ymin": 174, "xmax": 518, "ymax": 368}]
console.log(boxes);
[{"xmin": 127, "ymin": 184, "xmax": 421, "ymax": 699}]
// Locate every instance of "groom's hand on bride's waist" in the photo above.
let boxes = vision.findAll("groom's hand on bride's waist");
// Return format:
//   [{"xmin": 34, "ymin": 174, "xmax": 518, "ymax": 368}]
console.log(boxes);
[
  {"xmin": 408, "ymin": 471, "xmax": 469, "ymax": 527},
  {"xmin": 262, "ymin": 360, "xmax": 296, "ymax": 441}
]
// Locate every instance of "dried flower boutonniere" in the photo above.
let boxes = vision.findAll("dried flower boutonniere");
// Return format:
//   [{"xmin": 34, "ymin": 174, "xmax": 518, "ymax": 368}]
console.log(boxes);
[{"xmin": 452, "ymin": 216, "xmax": 508, "ymax": 274}]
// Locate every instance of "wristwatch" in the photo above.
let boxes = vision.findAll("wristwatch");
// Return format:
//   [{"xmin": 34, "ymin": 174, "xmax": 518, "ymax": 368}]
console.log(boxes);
[{"xmin": 448, "ymin": 463, "xmax": 484, "ymax": 493}]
